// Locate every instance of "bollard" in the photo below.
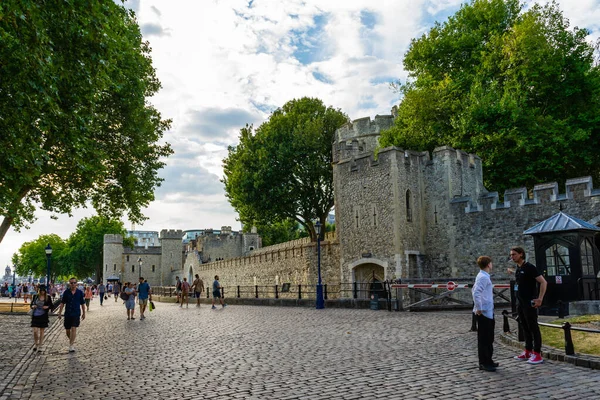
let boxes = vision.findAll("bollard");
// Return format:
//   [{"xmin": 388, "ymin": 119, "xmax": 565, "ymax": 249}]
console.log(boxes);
[
  {"xmin": 502, "ymin": 310, "xmax": 510, "ymax": 333},
  {"xmin": 255, "ymin": 285, "xmax": 258, "ymax": 299},
  {"xmin": 557, "ymin": 300, "xmax": 565, "ymax": 319},
  {"xmin": 275, "ymin": 285, "xmax": 279, "ymax": 299},
  {"xmin": 353, "ymin": 281, "xmax": 358, "ymax": 299},
  {"xmin": 470, "ymin": 311, "xmax": 478, "ymax": 332},
  {"xmin": 237, "ymin": 285, "xmax": 240, "ymax": 298},
  {"xmin": 298, "ymin": 284, "xmax": 302, "ymax": 300},
  {"xmin": 563, "ymin": 322, "xmax": 575, "ymax": 355},
  {"xmin": 324, "ymin": 284, "xmax": 328, "ymax": 300}
]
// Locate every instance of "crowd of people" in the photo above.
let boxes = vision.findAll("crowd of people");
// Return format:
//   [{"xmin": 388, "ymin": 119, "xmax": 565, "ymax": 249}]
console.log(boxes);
[{"xmin": 12, "ymin": 274, "xmax": 228, "ymax": 353}]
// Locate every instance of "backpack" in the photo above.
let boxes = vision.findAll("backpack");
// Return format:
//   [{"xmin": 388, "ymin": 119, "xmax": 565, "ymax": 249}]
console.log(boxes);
[{"xmin": 120, "ymin": 291, "xmax": 129, "ymax": 301}]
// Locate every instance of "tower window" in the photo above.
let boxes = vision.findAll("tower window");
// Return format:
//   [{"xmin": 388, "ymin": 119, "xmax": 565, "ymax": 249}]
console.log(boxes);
[
  {"xmin": 406, "ymin": 190, "xmax": 412, "ymax": 222},
  {"xmin": 132, "ymin": 265, "xmax": 135, "ymax": 273}
]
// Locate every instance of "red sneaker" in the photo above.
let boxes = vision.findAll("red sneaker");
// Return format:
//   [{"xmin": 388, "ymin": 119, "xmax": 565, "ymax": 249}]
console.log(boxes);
[
  {"xmin": 527, "ymin": 351, "xmax": 544, "ymax": 364},
  {"xmin": 514, "ymin": 350, "xmax": 531, "ymax": 360}
]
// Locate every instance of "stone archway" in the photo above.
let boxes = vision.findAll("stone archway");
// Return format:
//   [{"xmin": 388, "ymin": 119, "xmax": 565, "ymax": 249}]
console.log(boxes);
[{"xmin": 353, "ymin": 263, "xmax": 386, "ymax": 300}]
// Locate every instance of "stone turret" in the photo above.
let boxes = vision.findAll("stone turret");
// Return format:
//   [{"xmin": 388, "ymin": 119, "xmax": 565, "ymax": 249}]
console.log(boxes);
[
  {"xmin": 103, "ymin": 234, "xmax": 124, "ymax": 284},
  {"xmin": 160, "ymin": 229, "xmax": 184, "ymax": 286}
]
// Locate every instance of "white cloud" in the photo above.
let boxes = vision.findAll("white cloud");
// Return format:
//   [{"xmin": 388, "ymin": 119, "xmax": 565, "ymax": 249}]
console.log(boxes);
[{"xmin": 3, "ymin": 0, "xmax": 599, "ymax": 275}]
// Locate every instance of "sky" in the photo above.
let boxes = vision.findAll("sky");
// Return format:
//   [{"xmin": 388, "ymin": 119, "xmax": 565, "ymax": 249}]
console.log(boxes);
[{"xmin": 3, "ymin": 0, "xmax": 600, "ymax": 275}]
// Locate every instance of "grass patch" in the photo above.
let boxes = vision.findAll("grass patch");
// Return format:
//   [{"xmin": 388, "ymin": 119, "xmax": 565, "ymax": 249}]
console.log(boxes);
[{"xmin": 540, "ymin": 315, "xmax": 600, "ymax": 356}]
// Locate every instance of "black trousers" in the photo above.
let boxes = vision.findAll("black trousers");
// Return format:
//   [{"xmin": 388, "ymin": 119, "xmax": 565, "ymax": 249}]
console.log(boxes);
[
  {"xmin": 517, "ymin": 304, "xmax": 542, "ymax": 353},
  {"xmin": 476, "ymin": 314, "xmax": 495, "ymax": 366}
]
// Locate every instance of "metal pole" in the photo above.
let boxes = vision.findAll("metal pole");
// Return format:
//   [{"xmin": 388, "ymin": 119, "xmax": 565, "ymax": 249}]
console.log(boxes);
[
  {"xmin": 46, "ymin": 254, "xmax": 51, "ymax": 287},
  {"xmin": 316, "ymin": 233, "xmax": 324, "ymax": 309}
]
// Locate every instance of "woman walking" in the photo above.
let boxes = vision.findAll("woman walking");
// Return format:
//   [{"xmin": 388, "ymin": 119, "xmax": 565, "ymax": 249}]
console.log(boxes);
[
  {"xmin": 30, "ymin": 286, "xmax": 54, "ymax": 352},
  {"xmin": 84, "ymin": 285, "xmax": 93, "ymax": 311},
  {"xmin": 124, "ymin": 282, "xmax": 137, "ymax": 320}
]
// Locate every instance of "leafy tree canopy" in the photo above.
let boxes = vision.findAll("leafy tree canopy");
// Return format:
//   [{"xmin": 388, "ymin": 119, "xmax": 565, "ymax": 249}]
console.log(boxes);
[
  {"xmin": 62, "ymin": 216, "xmax": 132, "ymax": 282},
  {"xmin": 380, "ymin": 0, "xmax": 600, "ymax": 193},
  {"xmin": 12, "ymin": 234, "xmax": 68, "ymax": 282},
  {"xmin": 223, "ymin": 97, "xmax": 348, "ymax": 241},
  {"xmin": 0, "ymin": 0, "xmax": 173, "ymax": 244}
]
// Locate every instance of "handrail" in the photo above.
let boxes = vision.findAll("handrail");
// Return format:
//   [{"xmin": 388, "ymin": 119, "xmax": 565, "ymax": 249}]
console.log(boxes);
[{"xmin": 501, "ymin": 310, "xmax": 600, "ymax": 356}]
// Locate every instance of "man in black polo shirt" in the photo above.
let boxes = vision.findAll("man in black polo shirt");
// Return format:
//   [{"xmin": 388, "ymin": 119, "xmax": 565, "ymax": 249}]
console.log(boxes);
[
  {"xmin": 57, "ymin": 277, "xmax": 86, "ymax": 353},
  {"xmin": 509, "ymin": 247, "xmax": 547, "ymax": 364}
]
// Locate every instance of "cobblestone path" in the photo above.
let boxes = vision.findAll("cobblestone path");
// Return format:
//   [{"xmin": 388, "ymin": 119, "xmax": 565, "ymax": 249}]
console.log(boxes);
[{"xmin": 1, "ymin": 299, "xmax": 599, "ymax": 399}]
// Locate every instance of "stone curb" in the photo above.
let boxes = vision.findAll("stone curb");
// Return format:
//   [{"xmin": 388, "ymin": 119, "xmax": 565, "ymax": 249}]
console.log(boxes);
[{"xmin": 500, "ymin": 332, "xmax": 600, "ymax": 370}]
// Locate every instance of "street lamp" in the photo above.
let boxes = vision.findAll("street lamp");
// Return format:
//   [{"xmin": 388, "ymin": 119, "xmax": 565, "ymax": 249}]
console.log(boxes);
[
  {"xmin": 315, "ymin": 221, "xmax": 324, "ymax": 309},
  {"xmin": 138, "ymin": 257, "xmax": 142, "ymax": 279},
  {"xmin": 45, "ymin": 244, "xmax": 52, "ymax": 287}
]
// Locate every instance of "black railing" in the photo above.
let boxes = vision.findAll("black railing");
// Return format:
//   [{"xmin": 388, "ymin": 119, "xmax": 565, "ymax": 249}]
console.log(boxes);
[{"xmin": 502, "ymin": 310, "xmax": 600, "ymax": 356}]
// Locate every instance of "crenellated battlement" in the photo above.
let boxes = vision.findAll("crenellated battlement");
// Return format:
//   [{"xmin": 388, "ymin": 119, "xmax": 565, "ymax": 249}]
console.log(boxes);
[
  {"xmin": 104, "ymin": 234, "xmax": 123, "ymax": 244},
  {"xmin": 160, "ymin": 229, "xmax": 183, "ymax": 239},
  {"xmin": 450, "ymin": 176, "xmax": 600, "ymax": 213},
  {"xmin": 333, "ymin": 114, "xmax": 394, "ymax": 162}
]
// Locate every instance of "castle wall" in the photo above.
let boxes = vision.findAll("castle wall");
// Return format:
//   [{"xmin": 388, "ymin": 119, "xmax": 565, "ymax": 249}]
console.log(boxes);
[
  {"xmin": 448, "ymin": 177, "xmax": 600, "ymax": 278},
  {"xmin": 192, "ymin": 235, "xmax": 340, "ymax": 298}
]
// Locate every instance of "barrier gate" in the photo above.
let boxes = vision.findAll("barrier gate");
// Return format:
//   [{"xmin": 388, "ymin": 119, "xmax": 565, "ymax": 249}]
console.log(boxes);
[{"xmin": 389, "ymin": 282, "xmax": 511, "ymax": 310}]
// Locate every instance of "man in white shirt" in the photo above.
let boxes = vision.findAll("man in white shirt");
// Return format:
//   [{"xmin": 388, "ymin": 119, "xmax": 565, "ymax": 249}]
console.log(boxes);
[{"xmin": 472, "ymin": 256, "xmax": 497, "ymax": 372}]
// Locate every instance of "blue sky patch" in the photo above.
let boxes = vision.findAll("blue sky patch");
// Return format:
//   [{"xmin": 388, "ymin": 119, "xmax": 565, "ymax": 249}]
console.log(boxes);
[
  {"xmin": 312, "ymin": 71, "xmax": 333, "ymax": 84},
  {"xmin": 369, "ymin": 76, "xmax": 396, "ymax": 85},
  {"xmin": 360, "ymin": 10, "xmax": 377, "ymax": 29},
  {"xmin": 291, "ymin": 14, "xmax": 329, "ymax": 65}
]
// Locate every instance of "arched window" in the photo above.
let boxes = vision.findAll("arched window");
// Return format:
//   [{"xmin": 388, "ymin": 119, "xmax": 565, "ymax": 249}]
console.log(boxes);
[
  {"xmin": 406, "ymin": 190, "xmax": 412, "ymax": 222},
  {"xmin": 545, "ymin": 244, "xmax": 570, "ymax": 276}
]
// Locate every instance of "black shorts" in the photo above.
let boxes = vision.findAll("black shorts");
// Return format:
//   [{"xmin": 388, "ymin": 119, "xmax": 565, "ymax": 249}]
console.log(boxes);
[
  {"xmin": 212, "ymin": 291, "xmax": 221, "ymax": 298},
  {"xmin": 194, "ymin": 291, "xmax": 203, "ymax": 298},
  {"xmin": 63, "ymin": 316, "xmax": 81, "ymax": 330}
]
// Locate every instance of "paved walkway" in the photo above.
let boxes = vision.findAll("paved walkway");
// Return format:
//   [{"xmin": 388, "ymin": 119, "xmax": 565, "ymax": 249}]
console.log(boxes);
[{"xmin": 1, "ymin": 298, "xmax": 599, "ymax": 400}]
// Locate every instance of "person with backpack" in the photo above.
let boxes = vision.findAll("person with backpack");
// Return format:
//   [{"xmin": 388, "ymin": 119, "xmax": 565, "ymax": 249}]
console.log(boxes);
[{"xmin": 192, "ymin": 274, "xmax": 204, "ymax": 307}]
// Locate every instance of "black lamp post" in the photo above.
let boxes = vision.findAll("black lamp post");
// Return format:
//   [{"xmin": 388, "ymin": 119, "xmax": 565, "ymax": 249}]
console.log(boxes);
[
  {"xmin": 315, "ymin": 221, "xmax": 324, "ymax": 309},
  {"xmin": 45, "ymin": 244, "xmax": 52, "ymax": 286},
  {"xmin": 138, "ymin": 257, "xmax": 142, "ymax": 279}
]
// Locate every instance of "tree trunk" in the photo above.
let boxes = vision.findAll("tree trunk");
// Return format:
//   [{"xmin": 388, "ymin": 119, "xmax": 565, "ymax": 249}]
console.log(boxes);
[{"xmin": 0, "ymin": 216, "xmax": 14, "ymax": 245}]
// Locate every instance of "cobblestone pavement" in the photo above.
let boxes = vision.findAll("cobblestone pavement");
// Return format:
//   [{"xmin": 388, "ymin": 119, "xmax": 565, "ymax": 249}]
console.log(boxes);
[{"xmin": 1, "ymin": 298, "xmax": 599, "ymax": 400}]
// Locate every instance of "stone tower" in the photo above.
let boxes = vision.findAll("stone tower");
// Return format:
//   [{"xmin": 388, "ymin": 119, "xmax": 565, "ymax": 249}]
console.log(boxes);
[
  {"xmin": 103, "ymin": 234, "xmax": 124, "ymax": 284},
  {"xmin": 160, "ymin": 229, "xmax": 184, "ymax": 286}
]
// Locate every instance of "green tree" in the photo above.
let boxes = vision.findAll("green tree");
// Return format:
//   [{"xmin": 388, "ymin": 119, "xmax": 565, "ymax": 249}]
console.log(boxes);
[
  {"xmin": 12, "ymin": 234, "xmax": 68, "ymax": 282},
  {"xmin": 223, "ymin": 98, "xmax": 348, "ymax": 241},
  {"xmin": 380, "ymin": 0, "xmax": 600, "ymax": 193},
  {"xmin": 254, "ymin": 218, "xmax": 308, "ymax": 247},
  {"xmin": 62, "ymin": 216, "xmax": 132, "ymax": 282},
  {"xmin": 0, "ymin": 0, "xmax": 173, "ymax": 244}
]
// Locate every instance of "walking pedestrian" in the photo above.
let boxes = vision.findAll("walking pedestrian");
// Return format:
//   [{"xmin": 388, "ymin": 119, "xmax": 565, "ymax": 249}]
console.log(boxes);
[
  {"xmin": 113, "ymin": 281, "xmax": 121, "ymax": 302},
  {"xmin": 211, "ymin": 275, "xmax": 226, "ymax": 309},
  {"xmin": 84, "ymin": 285, "xmax": 93, "ymax": 311},
  {"xmin": 137, "ymin": 277, "xmax": 152, "ymax": 319},
  {"xmin": 107, "ymin": 282, "xmax": 113, "ymax": 297},
  {"xmin": 97, "ymin": 282, "xmax": 106, "ymax": 306},
  {"xmin": 180, "ymin": 277, "xmax": 190, "ymax": 308},
  {"xmin": 124, "ymin": 282, "xmax": 137, "ymax": 320},
  {"xmin": 192, "ymin": 274, "xmax": 204, "ymax": 307},
  {"xmin": 472, "ymin": 256, "xmax": 497, "ymax": 372},
  {"xmin": 509, "ymin": 246, "xmax": 547, "ymax": 364},
  {"xmin": 175, "ymin": 276, "xmax": 182, "ymax": 304},
  {"xmin": 57, "ymin": 277, "xmax": 86, "ymax": 352},
  {"xmin": 30, "ymin": 286, "xmax": 54, "ymax": 352}
]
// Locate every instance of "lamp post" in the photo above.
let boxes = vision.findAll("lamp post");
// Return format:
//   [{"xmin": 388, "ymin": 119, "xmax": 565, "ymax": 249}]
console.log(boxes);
[
  {"xmin": 138, "ymin": 257, "xmax": 142, "ymax": 279},
  {"xmin": 45, "ymin": 244, "xmax": 52, "ymax": 287},
  {"xmin": 315, "ymin": 221, "xmax": 324, "ymax": 309}
]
